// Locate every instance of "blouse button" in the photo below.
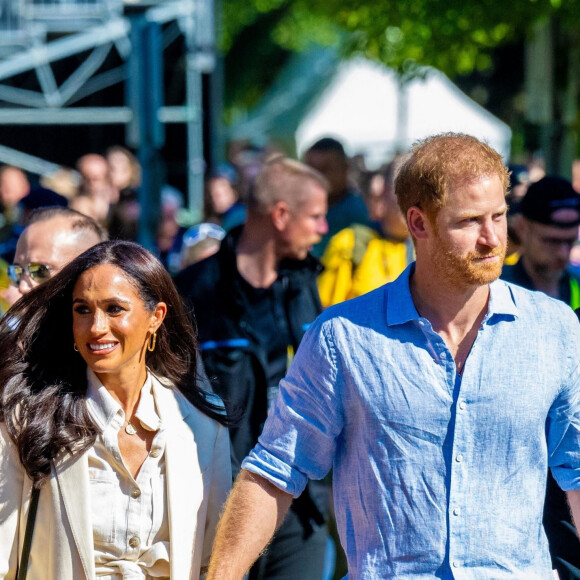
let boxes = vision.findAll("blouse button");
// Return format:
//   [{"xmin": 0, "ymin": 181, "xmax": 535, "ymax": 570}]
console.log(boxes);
[
  {"xmin": 150, "ymin": 448, "xmax": 161, "ymax": 458},
  {"xmin": 129, "ymin": 536, "xmax": 140, "ymax": 548},
  {"xmin": 131, "ymin": 488, "xmax": 141, "ymax": 499}
]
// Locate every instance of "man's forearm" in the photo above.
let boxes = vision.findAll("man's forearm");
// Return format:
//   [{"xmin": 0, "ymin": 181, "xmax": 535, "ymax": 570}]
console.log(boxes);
[
  {"xmin": 567, "ymin": 489, "xmax": 580, "ymax": 535},
  {"xmin": 207, "ymin": 469, "xmax": 293, "ymax": 580}
]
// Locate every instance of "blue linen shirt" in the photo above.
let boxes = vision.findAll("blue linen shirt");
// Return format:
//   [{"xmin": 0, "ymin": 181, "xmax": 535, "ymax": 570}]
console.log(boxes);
[{"xmin": 242, "ymin": 264, "xmax": 580, "ymax": 579}]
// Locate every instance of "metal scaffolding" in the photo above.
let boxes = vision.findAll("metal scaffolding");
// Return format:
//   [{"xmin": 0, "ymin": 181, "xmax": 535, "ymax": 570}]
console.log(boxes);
[{"xmin": 0, "ymin": 0, "xmax": 214, "ymax": 247}]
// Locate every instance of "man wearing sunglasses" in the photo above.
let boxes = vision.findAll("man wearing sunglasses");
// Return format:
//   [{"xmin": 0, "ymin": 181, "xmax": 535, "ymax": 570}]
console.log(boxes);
[{"xmin": 4, "ymin": 207, "xmax": 106, "ymax": 305}]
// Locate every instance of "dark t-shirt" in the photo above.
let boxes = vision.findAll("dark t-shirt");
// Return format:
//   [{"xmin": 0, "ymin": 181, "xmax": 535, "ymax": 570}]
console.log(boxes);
[{"xmin": 237, "ymin": 274, "xmax": 291, "ymax": 402}]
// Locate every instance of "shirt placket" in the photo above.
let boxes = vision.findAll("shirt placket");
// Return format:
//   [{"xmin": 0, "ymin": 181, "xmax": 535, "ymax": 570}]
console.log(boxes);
[
  {"xmin": 420, "ymin": 320, "xmax": 480, "ymax": 578},
  {"xmin": 126, "ymin": 429, "xmax": 166, "ymax": 564},
  {"xmin": 446, "ymin": 327, "xmax": 483, "ymax": 578}
]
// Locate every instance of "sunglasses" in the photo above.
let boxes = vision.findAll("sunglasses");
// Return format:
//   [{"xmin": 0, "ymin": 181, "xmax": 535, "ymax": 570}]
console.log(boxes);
[{"xmin": 8, "ymin": 263, "xmax": 52, "ymax": 285}]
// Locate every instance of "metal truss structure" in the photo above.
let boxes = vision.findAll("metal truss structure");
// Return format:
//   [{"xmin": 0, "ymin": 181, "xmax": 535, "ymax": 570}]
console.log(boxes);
[{"xmin": 0, "ymin": 0, "xmax": 215, "ymax": 245}]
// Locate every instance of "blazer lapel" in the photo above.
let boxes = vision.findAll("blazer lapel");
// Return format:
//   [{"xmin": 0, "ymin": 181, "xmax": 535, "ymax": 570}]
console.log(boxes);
[
  {"xmin": 53, "ymin": 450, "xmax": 94, "ymax": 580},
  {"xmin": 153, "ymin": 377, "xmax": 204, "ymax": 580}
]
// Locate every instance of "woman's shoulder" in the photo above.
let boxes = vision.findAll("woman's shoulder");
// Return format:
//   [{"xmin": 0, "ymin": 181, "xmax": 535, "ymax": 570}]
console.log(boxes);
[{"xmin": 150, "ymin": 373, "xmax": 226, "ymax": 428}]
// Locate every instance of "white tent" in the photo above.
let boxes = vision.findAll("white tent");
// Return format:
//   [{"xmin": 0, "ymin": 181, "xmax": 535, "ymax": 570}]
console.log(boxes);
[{"xmin": 295, "ymin": 58, "xmax": 512, "ymax": 168}]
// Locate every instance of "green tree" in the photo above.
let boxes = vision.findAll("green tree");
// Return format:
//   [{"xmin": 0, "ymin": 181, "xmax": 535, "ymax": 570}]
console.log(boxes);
[{"xmin": 222, "ymin": 0, "xmax": 580, "ymax": 168}]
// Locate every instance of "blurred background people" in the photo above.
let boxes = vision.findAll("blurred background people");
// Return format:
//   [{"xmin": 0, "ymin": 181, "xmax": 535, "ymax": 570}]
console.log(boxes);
[
  {"xmin": 106, "ymin": 146, "xmax": 142, "ymax": 241},
  {"xmin": 107, "ymin": 145, "xmax": 141, "ymax": 198},
  {"xmin": 40, "ymin": 167, "xmax": 82, "ymax": 201},
  {"xmin": 77, "ymin": 153, "xmax": 115, "ymax": 201},
  {"xmin": 156, "ymin": 186, "xmax": 187, "ymax": 274},
  {"xmin": 304, "ymin": 137, "xmax": 370, "ymax": 257},
  {"xmin": 318, "ymin": 157, "xmax": 413, "ymax": 308},
  {"xmin": 0, "ymin": 165, "xmax": 30, "ymax": 261},
  {"xmin": 204, "ymin": 164, "xmax": 246, "ymax": 232},
  {"xmin": 74, "ymin": 153, "xmax": 114, "ymax": 224},
  {"xmin": 504, "ymin": 164, "xmax": 531, "ymax": 265},
  {"xmin": 360, "ymin": 170, "xmax": 387, "ymax": 223}
]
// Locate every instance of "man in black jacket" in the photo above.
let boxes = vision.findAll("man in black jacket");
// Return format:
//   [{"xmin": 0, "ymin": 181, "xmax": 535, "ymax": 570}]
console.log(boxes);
[{"xmin": 176, "ymin": 157, "xmax": 329, "ymax": 580}]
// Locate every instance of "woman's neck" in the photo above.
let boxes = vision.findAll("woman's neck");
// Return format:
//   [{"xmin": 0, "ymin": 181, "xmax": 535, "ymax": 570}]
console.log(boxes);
[{"xmin": 95, "ymin": 365, "xmax": 148, "ymax": 417}]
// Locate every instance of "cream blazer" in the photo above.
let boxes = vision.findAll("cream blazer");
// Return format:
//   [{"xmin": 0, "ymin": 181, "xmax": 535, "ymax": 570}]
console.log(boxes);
[{"xmin": 0, "ymin": 374, "xmax": 232, "ymax": 580}]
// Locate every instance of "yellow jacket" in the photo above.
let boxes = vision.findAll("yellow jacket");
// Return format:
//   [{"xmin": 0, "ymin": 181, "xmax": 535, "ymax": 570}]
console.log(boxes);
[{"xmin": 318, "ymin": 225, "xmax": 413, "ymax": 308}]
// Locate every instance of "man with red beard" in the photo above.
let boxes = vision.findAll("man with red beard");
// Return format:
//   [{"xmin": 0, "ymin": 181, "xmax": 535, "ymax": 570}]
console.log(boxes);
[{"xmin": 207, "ymin": 134, "xmax": 580, "ymax": 580}]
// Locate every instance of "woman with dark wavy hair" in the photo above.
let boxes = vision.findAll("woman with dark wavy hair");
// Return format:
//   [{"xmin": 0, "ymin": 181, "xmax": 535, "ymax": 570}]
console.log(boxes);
[{"xmin": 0, "ymin": 240, "xmax": 231, "ymax": 580}]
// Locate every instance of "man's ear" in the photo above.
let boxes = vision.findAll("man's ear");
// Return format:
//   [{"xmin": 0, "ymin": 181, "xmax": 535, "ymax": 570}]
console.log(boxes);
[
  {"xmin": 407, "ymin": 206, "xmax": 431, "ymax": 240},
  {"xmin": 271, "ymin": 201, "xmax": 291, "ymax": 231}
]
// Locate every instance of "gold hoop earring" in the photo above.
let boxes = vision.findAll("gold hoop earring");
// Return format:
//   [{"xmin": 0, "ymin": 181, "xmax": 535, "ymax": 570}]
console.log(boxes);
[
  {"xmin": 147, "ymin": 332, "xmax": 157, "ymax": 352},
  {"xmin": 73, "ymin": 344, "xmax": 79, "ymax": 352}
]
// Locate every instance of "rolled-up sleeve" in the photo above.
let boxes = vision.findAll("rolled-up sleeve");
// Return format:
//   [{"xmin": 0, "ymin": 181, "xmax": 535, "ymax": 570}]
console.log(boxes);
[{"xmin": 242, "ymin": 315, "xmax": 344, "ymax": 497}]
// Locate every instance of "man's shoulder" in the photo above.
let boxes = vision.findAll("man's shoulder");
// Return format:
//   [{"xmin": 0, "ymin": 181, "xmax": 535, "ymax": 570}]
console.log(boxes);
[
  {"xmin": 497, "ymin": 278, "xmax": 579, "ymax": 328},
  {"xmin": 174, "ymin": 251, "xmax": 223, "ymax": 298},
  {"xmin": 318, "ymin": 283, "xmax": 388, "ymax": 328}
]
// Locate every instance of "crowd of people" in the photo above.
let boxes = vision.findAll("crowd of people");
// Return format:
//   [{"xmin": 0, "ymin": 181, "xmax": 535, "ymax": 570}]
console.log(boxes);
[{"xmin": 0, "ymin": 132, "xmax": 580, "ymax": 580}]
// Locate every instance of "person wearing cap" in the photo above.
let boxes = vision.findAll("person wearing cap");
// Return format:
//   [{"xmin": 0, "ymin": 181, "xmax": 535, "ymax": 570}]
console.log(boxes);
[
  {"xmin": 501, "ymin": 175, "xmax": 580, "ymax": 579},
  {"xmin": 502, "ymin": 176, "xmax": 580, "ymax": 307},
  {"xmin": 203, "ymin": 165, "xmax": 246, "ymax": 232}
]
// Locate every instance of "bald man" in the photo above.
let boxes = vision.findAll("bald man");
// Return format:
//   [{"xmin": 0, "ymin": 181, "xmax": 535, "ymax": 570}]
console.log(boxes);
[{"xmin": 6, "ymin": 207, "xmax": 106, "ymax": 304}]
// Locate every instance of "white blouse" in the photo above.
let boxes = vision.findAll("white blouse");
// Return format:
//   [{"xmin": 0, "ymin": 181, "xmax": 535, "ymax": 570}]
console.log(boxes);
[{"xmin": 86, "ymin": 371, "xmax": 170, "ymax": 580}]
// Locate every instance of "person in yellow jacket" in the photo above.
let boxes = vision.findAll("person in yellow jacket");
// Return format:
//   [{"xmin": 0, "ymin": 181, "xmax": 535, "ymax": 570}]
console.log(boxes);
[{"xmin": 318, "ymin": 160, "xmax": 414, "ymax": 307}]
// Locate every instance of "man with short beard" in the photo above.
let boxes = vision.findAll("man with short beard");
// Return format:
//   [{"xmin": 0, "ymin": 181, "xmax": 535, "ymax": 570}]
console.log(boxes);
[
  {"xmin": 501, "ymin": 176, "xmax": 580, "ymax": 580},
  {"xmin": 207, "ymin": 134, "xmax": 580, "ymax": 580}
]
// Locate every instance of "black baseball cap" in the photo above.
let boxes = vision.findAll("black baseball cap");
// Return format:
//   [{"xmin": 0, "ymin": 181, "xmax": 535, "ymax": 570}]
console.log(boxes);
[{"xmin": 519, "ymin": 176, "xmax": 580, "ymax": 228}]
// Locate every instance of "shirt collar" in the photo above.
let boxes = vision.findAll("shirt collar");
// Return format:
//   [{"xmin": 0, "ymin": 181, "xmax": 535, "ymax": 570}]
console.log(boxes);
[
  {"xmin": 86, "ymin": 370, "xmax": 162, "ymax": 432},
  {"xmin": 386, "ymin": 262, "xmax": 519, "ymax": 327},
  {"xmin": 486, "ymin": 278, "xmax": 519, "ymax": 321},
  {"xmin": 386, "ymin": 263, "xmax": 420, "ymax": 326}
]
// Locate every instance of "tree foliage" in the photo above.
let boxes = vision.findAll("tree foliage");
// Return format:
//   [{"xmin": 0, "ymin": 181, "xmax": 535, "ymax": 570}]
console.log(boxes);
[
  {"xmin": 225, "ymin": 0, "xmax": 580, "ymax": 71},
  {"xmin": 221, "ymin": 0, "xmax": 580, "ymax": 112}
]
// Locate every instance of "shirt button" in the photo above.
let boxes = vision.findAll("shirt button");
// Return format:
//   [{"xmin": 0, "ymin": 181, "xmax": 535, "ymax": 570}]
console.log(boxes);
[
  {"xmin": 455, "ymin": 453, "xmax": 463, "ymax": 463},
  {"xmin": 453, "ymin": 507, "xmax": 461, "ymax": 516},
  {"xmin": 452, "ymin": 561, "xmax": 459, "ymax": 568},
  {"xmin": 440, "ymin": 352, "xmax": 447, "ymax": 359},
  {"xmin": 150, "ymin": 448, "xmax": 161, "ymax": 458},
  {"xmin": 131, "ymin": 488, "xmax": 141, "ymax": 499},
  {"xmin": 458, "ymin": 401, "xmax": 466, "ymax": 411},
  {"xmin": 129, "ymin": 536, "xmax": 140, "ymax": 548}
]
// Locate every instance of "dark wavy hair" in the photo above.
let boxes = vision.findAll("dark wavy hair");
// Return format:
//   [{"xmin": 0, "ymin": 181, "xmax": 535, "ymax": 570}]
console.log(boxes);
[{"xmin": 0, "ymin": 240, "xmax": 230, "ymax": 486}]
